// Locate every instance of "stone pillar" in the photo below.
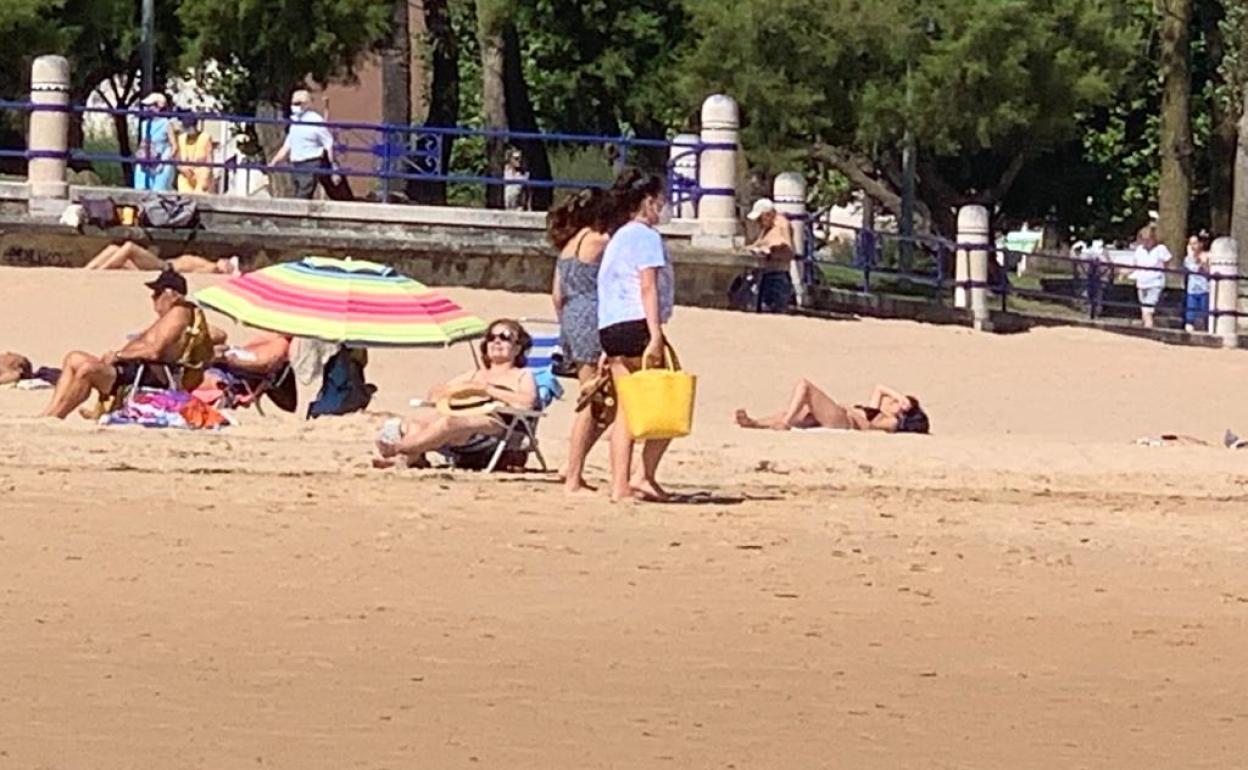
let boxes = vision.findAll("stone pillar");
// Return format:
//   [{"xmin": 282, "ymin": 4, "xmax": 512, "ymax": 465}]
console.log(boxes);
[
  {"xmin": 668, "ymin": 133, "xmax": 699, "ymax": 220},
  {"xmin": 27, "ymin": 55, "xmax": 71, "ymax": 216},
  {"xmin": 695, "ymin": 94, "xmax": 739, "ymax": 245},
  {"xmin": 957, "ymin": 205, "xmax": 990, "ymax": 330},
  {"xmin": 773, "ymin": 171, "xmax": 809, "ymax": 308},
  {"xmin": 1210, "ymin": 236, "xmax": 1240, "ymax": 347}
]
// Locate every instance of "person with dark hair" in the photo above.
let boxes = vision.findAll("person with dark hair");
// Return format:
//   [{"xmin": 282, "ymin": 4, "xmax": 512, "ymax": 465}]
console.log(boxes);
[
  {"xmin": 1183, "ymin": 230, "xmax": 1212, "ymax": 333},
  {"xmin": 596, "ymin": 168, "xmax": 675, "ymax": 502},
  {"xmin": 735, "ymin": 382, "xmax": 930, "ymax": 434},
  {"xmin": 550, "ymin": 188, "xmax": 612, "ymax": 493},
  {"xmin": 373, "ymin": 319, "xmax": 538, "ymax": 468}
]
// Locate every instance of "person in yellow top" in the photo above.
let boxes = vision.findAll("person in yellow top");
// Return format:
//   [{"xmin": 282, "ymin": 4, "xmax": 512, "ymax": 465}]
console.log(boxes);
[{"xmin": 175, "ymin": 117, "xmax": 217, "ymax": 193}]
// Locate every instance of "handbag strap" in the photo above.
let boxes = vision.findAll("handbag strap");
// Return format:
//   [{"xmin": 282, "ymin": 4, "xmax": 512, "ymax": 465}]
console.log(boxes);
[{"xmin": 640, "ymin": 340, "xmax": 681, "ymax": 372}]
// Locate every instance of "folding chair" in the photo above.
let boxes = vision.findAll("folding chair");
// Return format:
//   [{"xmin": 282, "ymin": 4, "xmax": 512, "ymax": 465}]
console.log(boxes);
[{"xmin": 434, "ymin": 319, "xmax": 564, "ymax": 473}]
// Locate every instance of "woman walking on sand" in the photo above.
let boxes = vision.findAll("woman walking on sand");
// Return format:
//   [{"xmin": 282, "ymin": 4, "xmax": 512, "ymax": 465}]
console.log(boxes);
[
  {"xmin": 596, "ymin": 169, "xmax": 675, "ymax": 503},
  {"xmin": 550, "ymin": 188, "xmax": 611, "ymax": 493}
]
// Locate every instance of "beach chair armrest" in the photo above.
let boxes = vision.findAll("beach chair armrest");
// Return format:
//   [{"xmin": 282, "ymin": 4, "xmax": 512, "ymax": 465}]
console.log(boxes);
[{"xmin": 492, "ymin": 405, "xmax": 544, "ymax": 420}]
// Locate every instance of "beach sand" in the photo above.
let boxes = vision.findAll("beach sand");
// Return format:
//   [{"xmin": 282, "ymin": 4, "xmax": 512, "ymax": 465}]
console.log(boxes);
[{"xmin": 3, "ymin": 266, "xmax": 1248, "ymax": 767}]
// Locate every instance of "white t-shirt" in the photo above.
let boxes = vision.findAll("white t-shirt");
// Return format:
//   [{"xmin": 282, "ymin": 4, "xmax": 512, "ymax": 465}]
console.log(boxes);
[
  {"xmin": 287, "ymin": 110, "xmax": 335, "ymax": 163},
  {"xmin": 1131, "ymin": 244, "xmax": 1171, "ymax": 290},
  {"xmin": 597, "ymin": 221, "xmax": 674, "ymax": 329}
]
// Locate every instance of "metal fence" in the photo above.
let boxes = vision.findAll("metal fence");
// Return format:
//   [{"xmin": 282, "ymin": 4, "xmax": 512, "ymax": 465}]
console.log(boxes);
[
  {"xmin": 802, "ymin": 211, "xmax": 1246, "ymax": 331},
  {"xmin": 0, "ymin": 99, "xmax": 730, "ymax": 210}
]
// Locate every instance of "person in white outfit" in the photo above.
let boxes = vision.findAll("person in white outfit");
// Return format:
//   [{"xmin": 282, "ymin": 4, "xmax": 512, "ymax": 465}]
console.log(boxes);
[{"xmin": 1130, "ymin": 224, "xmax": 1172, "ymax": 329}]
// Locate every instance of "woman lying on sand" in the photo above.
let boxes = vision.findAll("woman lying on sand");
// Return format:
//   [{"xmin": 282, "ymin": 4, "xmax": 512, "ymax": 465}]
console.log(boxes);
[
  {"xmin": 0, "ymin": 352, "xmax": 33, "ymax": 386},
  {"xmin": 373, "ymin": 319, "xmax": 538, "ymax": 469},
  {"xmin": 736, "ymin": 380, "xmax": 930, "ymax": 434},
  {"xmin": 85, "ymin": 241, "xmax": 239, "ymax": 275}
]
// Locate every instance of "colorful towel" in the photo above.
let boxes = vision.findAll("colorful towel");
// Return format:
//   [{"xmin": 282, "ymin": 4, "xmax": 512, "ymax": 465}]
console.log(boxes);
[{"xmin": 101, "ymin": 390, "xmax": 230, "ymax": 430}]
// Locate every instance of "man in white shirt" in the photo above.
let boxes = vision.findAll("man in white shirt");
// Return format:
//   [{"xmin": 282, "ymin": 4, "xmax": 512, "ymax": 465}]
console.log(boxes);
[
  {"xmin": 1130, "ymin": 223, "xmax": 1172, "ymax": 329},
  {"xmin": 268, "ymin": 89, "xmax": 336, "ymax": 199}
]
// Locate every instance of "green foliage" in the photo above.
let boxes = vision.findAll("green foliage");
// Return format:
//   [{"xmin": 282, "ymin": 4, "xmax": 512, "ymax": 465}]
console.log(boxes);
[
  {"xmin": 680, "ymin": 0, "xmax": 1141, "ymax": 220},
  {"xmin": 0, "ymin": 0, "xmax": 65, "ymax": 99},
  {"xmin": 513, "ymin": 0, "xmax": 691, "ymax": 137},
  {"xmin": 177, "ymin": 0, "xmax": 392, "ymax": 108}
]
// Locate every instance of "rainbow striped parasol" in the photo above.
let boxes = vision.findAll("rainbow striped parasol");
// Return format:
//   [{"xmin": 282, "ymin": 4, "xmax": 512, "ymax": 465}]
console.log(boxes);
[{"xmin": 193, "ymin": 257, "xmax": 487, "ymax": 347}]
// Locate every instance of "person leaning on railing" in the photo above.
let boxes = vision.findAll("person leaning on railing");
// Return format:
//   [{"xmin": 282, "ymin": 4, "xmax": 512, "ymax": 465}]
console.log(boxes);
[
  {"xmin": 174, "ymin": 117, "xmax": 218, "ymax": 194},
  {"xmin": 744, "ymin": 198, "xmax": 795, "ymax": 313},
  {"xmin": 267, "ymin": 89, "xmax": 337, "ymax": 200},
  {"xmin": 1183, "ymin": 230, "xmax": 1212, "ymax": 333}
]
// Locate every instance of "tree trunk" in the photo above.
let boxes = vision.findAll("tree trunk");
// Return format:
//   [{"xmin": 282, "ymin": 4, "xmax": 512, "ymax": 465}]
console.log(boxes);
[
  {"xmin": 478, "ymin": 5, "xmax": 508, "ymax": 209},
  {"xmin": 1157, "ymin": 0, "xmax": 1194, "ymax": 257},
  {"xmin": 502, "ymin": 22, "xmax": 552, "ymax": 210},
  {"xmin": 1232, "ymin": 88, "xmax": 1248, "ymax": 253},
  {"xmin": 380, "ymin": 0, "xmax": 411, "ymax": 201},
  {"xmin": 1206, "ymin": 8, "xmax": 1235, "ymax": 236},
  {"xmin": 256, "ymin": 99, "xmax": 293, "ymax": 198},
  {"xmin": 409, "ymin": 0, "xmax": 429, "ymax": 124},
  {"xmin": 407, "ymin": 0, "xmax": 458, "ymax": 205}
]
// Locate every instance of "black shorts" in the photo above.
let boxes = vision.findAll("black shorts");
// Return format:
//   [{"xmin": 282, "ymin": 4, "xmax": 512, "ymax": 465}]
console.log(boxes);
[
  {"xmin": 112, "ymin": 362, "xmax": 170, "ymax": 392},
  {"xmin": 599, "ymin": 320, "xmax": 650, "ymax": 358}
]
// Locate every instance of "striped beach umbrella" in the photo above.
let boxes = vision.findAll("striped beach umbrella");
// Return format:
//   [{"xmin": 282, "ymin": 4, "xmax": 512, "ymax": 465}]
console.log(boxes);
[{"xmin": 193, "ymin": 257, "xmax": 487, "ymax": 347}]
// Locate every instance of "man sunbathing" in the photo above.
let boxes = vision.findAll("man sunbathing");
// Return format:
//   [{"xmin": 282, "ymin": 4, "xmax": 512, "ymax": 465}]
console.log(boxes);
[
  {"xmin": 85, "ymin": 240, "xmax": 240, "ymax": 275},
  {"xmin": 0, "ymin": 352, "xmax": 33, "ymax": 385},
  {"xmin": 40, "ymin": 270, "xmax": 211, "ymax": 419}
]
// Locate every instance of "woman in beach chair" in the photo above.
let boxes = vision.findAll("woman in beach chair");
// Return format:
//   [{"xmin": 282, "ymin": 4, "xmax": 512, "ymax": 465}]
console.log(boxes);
[
  {"xmin": 373, "ymin": 319, "xmax": 539, "ymax": 470},
  {"xmin": 735, "ymin": 381, "xmax": 930, "ymax": 434}
]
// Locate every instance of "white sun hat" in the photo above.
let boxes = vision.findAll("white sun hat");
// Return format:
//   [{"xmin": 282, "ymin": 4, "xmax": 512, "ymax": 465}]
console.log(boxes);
[{"xmin": 746, "ymin": 198, "xmax": 776, "ymax": 220}]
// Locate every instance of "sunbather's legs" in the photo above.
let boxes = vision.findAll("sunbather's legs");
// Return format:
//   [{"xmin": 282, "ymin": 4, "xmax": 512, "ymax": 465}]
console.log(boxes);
[
  {"xmin": 84, "ymin": 244, "xmax": 122, "ymax": 269},
  {"xmin": 97, "ymin": 242, "xmax": 165, "ymax": 270},
  {"xmin": 381, "ymin": 414, "xmax": 502, "ymax": 458},
  {"xmin": 40, "ymin": 351, "xmax": 117, "ymax": 419},
  {"xmin": 565, "ymin": 364, "xmax": 606, "ymax": 493},
  {"xmin": 738, "ymin": 379, "xmax": 852, "ymax": 430}
]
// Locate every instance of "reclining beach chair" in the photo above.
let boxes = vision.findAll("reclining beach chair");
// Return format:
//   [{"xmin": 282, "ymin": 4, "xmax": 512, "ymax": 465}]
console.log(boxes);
[
  {"xmin": 435, "ymin": 320, "xmax": 564, "ymax": 472},
  {"xmin": 207, "ymin": 362, "xmax": 298, "ymax": 415}
]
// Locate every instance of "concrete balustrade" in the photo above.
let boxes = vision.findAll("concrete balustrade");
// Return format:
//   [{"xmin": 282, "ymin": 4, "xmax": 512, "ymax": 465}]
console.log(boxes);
[
  {"xmin": 957, "ymin": 205, "xmax": 990, "ymax": 330},
  {"xmin": 27, "ymin": 55, "xmax": 71, "ymax": 216},
  {"xmin": 695, "ymin": 94, "xmax": 740, "ymax": 246},
  {"xmin": 1210, "ymin": 237, "xmax": 1240, "ymax": 347}
]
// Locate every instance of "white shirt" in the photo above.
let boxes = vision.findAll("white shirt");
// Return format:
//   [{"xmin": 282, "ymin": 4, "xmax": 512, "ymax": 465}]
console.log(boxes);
[
  {"xmin": 1131, "ymin": 244, "xmax": 1171, "ymax": 290},
  {"xmin": 1184, "ymin": 252, "xmax": 1210, "ymax": 294},
  {"xmin": 597, "ymin": 221, "xmax": 674, "ymax": 329},
  {"xmin": 287, "ymin": 110, "xmax": 335, "ymax": 163}
]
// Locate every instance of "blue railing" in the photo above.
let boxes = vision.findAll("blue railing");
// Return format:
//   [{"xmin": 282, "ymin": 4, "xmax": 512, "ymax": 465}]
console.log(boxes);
[
  {"xmin": 802, "ymin": 211, "xmax": 1246, "ymax": 331},
  {"xmin": 0, "ymin": 99, "xmax": 731, "ymax": 210}
]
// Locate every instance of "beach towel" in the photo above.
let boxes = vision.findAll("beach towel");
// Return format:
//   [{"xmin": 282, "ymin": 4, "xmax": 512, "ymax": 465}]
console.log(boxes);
[{"xmin": 101, "ymin": 390, "xmax": 229, "ymax": 430}]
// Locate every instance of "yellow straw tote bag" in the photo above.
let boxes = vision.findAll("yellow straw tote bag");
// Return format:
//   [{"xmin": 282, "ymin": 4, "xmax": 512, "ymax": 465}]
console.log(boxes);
[{"xmin": 614, "ymin": 343, "xmax": 696, "ymax": 440}]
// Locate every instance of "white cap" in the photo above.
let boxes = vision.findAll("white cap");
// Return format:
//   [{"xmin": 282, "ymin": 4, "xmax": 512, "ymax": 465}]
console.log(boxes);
[
  {"xmin": 746, "ymin": 198, "xmax": 776, "ymax": 220},
  {"xmin": 139, "ymin": 92, "xmax": 167, "ymax": 108}
]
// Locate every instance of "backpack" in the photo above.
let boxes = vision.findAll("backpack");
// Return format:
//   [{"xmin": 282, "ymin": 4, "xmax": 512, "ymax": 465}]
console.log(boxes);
[
  {"xmin": 140, "ymin": 195, "xmax": 200, "ymax": 228},
  {"xmin": 728, "ymin": 268, "xmax": 762, "ymax": 312},
  {"xmin": 307, "ymin": 347, "xmax": 376, "ymax": 418},
  {"xmin": 80, "ymin": 196, "xmax": 118, "ymax": 228}
]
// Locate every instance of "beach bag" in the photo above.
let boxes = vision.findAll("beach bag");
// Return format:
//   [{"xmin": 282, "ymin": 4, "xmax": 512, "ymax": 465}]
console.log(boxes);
[
  {"xmin": 140, "ymin": 195, "xmax": 200, "ymax": 228},
  {"xmin": 728, "ymin": 268, "xmax": 761, "ymax": 312},
  {"xmin": 614, "ymin": 343, "xmax": 695, "ymax": 440},
  {"xmin": 80, "ymin": 196, "xmax": 118, "ymax": 227},
  {"xmin": 307, "ymin": 347, "xmax": 375, "ymax": 418}
]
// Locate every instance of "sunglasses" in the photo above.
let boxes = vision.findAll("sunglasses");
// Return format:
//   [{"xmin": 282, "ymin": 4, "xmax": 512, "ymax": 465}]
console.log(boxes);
[{"xmin": 485, "ymin": 330, "xmax": 517, "ymax": 343}]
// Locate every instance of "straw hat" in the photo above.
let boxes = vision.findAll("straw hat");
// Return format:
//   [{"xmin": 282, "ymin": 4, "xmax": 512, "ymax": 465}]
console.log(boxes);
[{"xmin": 435, "ymin": 385, "xmax": 497, "ymax": 417}]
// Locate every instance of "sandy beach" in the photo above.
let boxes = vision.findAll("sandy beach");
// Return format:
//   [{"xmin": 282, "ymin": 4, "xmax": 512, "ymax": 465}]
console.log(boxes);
[{"xmin": 3, "ymin": 266, "xmax": 1248, "ymax": 768}]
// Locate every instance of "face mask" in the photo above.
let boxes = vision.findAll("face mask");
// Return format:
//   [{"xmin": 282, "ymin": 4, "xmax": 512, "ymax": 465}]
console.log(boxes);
[
  {"xmin": 290, "ymin": 105, "xmax": 305, "ymax": 117},
  {"xmin": 656, "ymin": 200, "xmax": 673, "ymax": 226}
]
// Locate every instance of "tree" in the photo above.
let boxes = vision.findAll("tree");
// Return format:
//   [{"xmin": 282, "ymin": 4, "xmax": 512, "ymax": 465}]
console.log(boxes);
[
  {"xmin": 1157, "ymin": 0, "xmax": 1194, "ymax": 256},
  {"xmin": 679, "ymin": 0, "xmax": 1140, "ymax": 237},
  {"xmin": 512, "ymin": 0, "xmax": 691, "ymax": 141},
  {"xmin": 476, "ymin": 0, "xmax": 509, "ymax": 208},
  {"xmin": 380, "ymin": 0, "xmax": 411, "ymax": 200},
  {"xmin": 408, "ymin": 0, "xmax": 460, "ymax": 204}
]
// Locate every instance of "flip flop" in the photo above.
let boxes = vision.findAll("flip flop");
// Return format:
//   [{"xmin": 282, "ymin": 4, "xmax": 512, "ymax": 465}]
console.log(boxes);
[{"xmin": 575, "ymin": 375, "xmax": 611, "ymax": 413}]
